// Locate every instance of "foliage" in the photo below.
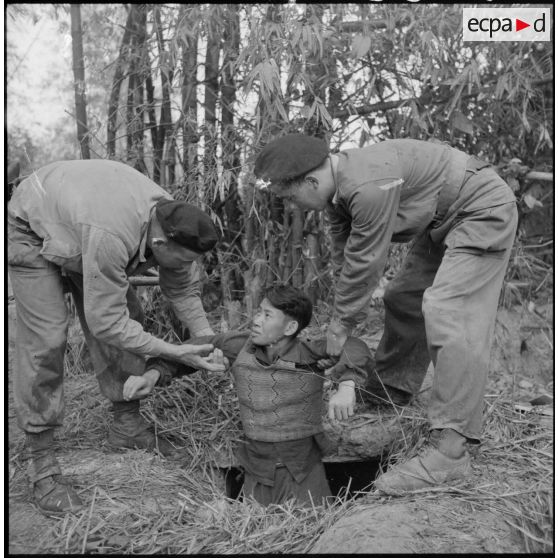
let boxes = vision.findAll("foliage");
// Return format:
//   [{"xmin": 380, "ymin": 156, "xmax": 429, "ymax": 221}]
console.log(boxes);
[
  {"xmin": 6, "ymin": 6, "xmax": 553, "ymax": 552},
  {"xmin": 6, "ymin": 3, "xmax": 553, "ymax": 310}
]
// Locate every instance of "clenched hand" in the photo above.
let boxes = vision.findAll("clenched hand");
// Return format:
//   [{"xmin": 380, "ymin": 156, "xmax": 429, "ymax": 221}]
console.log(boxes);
[{"xmin": 172, "ymin": 343, "xmax": 227, "ymax": 372}]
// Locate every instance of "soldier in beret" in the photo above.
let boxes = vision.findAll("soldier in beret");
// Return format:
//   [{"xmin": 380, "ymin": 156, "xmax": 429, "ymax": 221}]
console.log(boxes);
[
  {"xmin": 254, "ymin": 134, "xmax": 518, "ymax": 495},
  {"xmin": 7, "ymin": 159, "xmax": 226, "ymax": 514}
]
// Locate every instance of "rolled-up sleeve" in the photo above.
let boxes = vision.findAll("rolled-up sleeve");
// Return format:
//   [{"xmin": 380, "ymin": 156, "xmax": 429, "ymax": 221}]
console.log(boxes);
[
  {"xmin": 158, "ymin": 260, "xmax": 212, "ymax": 336},
  {"xmin": 82, "ymin": 227, "xmax": 167, "ymax": 356},
  {"xmin": 334, "ymin": 181, "xmax": 401, "ymax": 328}
]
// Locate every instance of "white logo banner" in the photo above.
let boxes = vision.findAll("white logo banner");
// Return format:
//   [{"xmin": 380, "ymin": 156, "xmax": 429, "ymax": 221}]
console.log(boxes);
[{"xmin": 463, "ymin": 7, "xmax": 551, "ymax": 42}]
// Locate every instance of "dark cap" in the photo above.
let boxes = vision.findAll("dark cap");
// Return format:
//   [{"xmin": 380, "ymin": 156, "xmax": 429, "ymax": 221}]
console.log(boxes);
[
  {"xmin": 254, "ymin": 134, "xmax": 329, "ymax": 182},
  {"xmin": 155, "ymin": 199, "xmax": 218, "ymax": 252}
]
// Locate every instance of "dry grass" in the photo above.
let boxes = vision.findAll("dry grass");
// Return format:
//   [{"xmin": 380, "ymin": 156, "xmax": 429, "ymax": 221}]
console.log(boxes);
[
  {"xmin": 371, "ymin": 394, "xmax": 554, "ymax": 552},
  {"xmin": 8, "ymin": 288, "xmax": 554, "ymax": 554}
]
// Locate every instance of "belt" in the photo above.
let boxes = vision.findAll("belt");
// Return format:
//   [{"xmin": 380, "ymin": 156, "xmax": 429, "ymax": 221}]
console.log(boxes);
[{"xmin": 435, "ymin": 155, "xmax": 493, "ymax": 220}]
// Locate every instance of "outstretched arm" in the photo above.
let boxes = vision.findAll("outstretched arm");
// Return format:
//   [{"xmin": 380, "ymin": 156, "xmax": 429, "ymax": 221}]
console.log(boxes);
[
  {"xmin": 123, "ymin": 348, "xmax": 226, "ymax": 400},
  {"xmin": 82, "ymin": 229, "xmax": 223, "ymax": 369},
  {"xmin": 123, "ymin": 332, "xmax": 249, "ymax": 399},
  {"xmin": 326, "ymin": 180, "xmax": 401, "ymax": 355}
]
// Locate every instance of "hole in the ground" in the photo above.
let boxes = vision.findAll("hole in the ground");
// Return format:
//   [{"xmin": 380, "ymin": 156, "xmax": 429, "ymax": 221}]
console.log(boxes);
[
  {"xmin": 325, "ymin": 457, "xmax": 384, "ymax": 498},
  {"xmin": 222, "ymin": 457, "xmax": 385, "ymax": 501},
  {"xmin": 224, "ymin": 466, "xmax": 244, "ymax": 500}
]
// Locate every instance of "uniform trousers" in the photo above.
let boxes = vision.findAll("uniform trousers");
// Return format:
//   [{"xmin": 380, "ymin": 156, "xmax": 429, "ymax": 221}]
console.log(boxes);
[{"xmin": 373, "ymin": 169, "xmax": 518, "ymax": 439}]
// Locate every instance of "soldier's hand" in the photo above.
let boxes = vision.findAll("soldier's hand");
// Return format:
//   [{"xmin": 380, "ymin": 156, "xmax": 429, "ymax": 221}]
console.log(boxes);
[
  {"xmin": 328, "ymin": 381, "xmax": 356, "ymax": 421},
  {"xmin": 326, "ymin": 320, "xmax": 349, "ymax": 356},
  {"xmin": 174, "ymin": 343, "xmax": 227, "ymax": 372},
  {"xmin": 123, "ymin": 369, "xmax": 160, "ymax": 400}
]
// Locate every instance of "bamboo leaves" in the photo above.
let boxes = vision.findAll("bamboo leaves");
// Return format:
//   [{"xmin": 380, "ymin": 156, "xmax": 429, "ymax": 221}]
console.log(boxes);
[
  {"xmin": 452, "ymin": 111, "xmax": 474, "ymax": 135},
  {"xmin": 246, "ymin": 59, "xmax": 288, "ymax": 121},
  {"xmin": 351, "ymin": 35, "xmax": 371, "ymax": 59}
]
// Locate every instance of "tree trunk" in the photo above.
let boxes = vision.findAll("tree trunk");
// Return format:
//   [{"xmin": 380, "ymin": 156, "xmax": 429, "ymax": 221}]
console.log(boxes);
[
  {"xmin": 145, "ymin": 73, "xmax": 158, "ymax": 163},
  {"xmin": 123, "ymin": 4, "xmax": 148, "ymax": 172},
  {"xmin": 299, "ymin": 5, "xmax": 330, "ymax": 303},
  {"xmin": 291, "ymin": 207, "xmax": 304, "ymax": 288},
  {"xmin": 303, "ymin": 213, "xmax": 321, "ymax": 305},
  {"xmin": 70, "ymin": 4, "xmax": 90, "ymax": 159},
  {"xmin": 203, "ymin": 9, "xmax": 220, "ymax": 195},
  {"xmin": 253, "ymin": 4, "xmax": 287, "ymax": 299},
  {"xmin": 180, "ymin": 7, "xmax": 199, "ymax": 183},
  {"xmin": 220, "ymin": 4, "xmax": 243, "ymax": 308},
  {"xmin": 153, "ymin": 6, "xmax": 173, "ymax": 185},
  {"xmin": 107, "ymin": 6, "xmax": 135, "ymax": 158}
]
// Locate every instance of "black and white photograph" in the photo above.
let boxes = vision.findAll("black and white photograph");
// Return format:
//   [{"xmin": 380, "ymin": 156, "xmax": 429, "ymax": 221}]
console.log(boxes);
[{"xmin": 6, "ymin": 3, "xmax": 553, "ymax": 554}]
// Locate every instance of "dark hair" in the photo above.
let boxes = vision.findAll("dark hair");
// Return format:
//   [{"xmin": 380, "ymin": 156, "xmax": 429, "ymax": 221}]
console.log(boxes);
[{"xmin": 264, "ymin": 284, "xmax": 313, "ymax": 336}]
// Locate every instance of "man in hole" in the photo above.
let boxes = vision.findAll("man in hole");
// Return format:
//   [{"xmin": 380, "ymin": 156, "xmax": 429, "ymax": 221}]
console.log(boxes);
[{"xmin": 124, "ymin": 284, "xmax": 373, "ymax": 507}]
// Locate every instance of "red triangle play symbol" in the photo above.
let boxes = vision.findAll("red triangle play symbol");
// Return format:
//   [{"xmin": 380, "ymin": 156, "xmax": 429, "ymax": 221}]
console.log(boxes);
[{"xmin": 516, "ymin": 19, "xmax": 530, "ymax": 31}]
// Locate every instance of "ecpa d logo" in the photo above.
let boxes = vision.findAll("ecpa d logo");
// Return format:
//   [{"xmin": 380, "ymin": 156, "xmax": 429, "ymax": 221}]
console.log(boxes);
[{"xmin": 463, "ymin": 7, "xmax": 551, "ymax": 42}]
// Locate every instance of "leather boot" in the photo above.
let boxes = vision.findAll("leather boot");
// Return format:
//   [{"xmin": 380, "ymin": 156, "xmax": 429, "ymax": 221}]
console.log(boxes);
[
  {"xmin": 375, "ymin": 428, "xmax": 472, "ymax": 495},
  {"xmin": 27, "ymin": 431, "xmax": 84, "ymax": 515},
  {"xmin": 107, "ymin": 400, "xmax": 179, "ymax": 457}
]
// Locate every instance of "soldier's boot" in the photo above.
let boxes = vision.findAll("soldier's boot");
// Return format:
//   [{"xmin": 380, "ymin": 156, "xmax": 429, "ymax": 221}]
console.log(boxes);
[
  {"xmin": 375, "ymin": 428, "xmax": 472, "ymax": 495},
  {"xmin": 361, "ymin": 373, "xmax": 413, "ymax": 408},
  {"xmin": 107, "ymin": 400, "xmax": 178, "ymax": 457},
  {"xmin": 27, "ymin": 430, "xmax": 84, "ymax": 516}
]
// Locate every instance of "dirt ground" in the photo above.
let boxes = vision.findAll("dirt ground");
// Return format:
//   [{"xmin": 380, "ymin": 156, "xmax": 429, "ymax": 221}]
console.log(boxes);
[
  {"xmin": 7, "ymin": 299, "xmax": 553, "ymax": 554},
  {"xmin": 310, "ymin": 498, "xmax": 522, "ymax": 554}
]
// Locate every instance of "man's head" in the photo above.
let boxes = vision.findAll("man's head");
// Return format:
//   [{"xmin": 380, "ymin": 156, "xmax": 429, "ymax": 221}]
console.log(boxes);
[
  {"xmin": 254, "ymin": 134, "xmax": 335, "ymax": 211},
  {"xmin": 148, "ymin": 199, "xmax": 218, "ymax": 268},
  {"xmin": 250, "ymin": 285, "xmax": 313, "ymax": 346}
]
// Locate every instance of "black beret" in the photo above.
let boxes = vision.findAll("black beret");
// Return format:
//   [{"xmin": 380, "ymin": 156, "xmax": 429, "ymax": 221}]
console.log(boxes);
[
  {"xmin": 155, "ymin": 199, "xmax": 218, "ymax": 252},
  {"xmin": 254, "ymin": 134, "xmax": 329, "ymax": 182}
]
